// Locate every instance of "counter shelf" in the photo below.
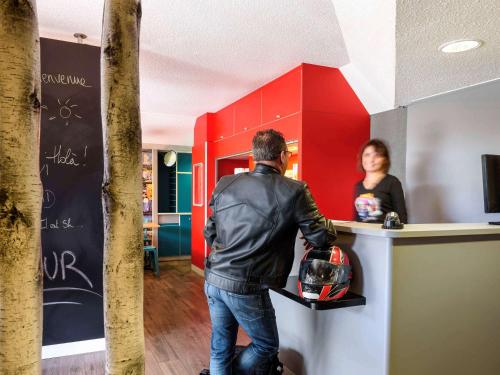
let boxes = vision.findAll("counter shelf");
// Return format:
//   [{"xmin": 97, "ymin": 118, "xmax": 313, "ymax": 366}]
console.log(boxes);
[{"xmin": 272, "ymin": 276, "xmax": 366, "ymax": 311}]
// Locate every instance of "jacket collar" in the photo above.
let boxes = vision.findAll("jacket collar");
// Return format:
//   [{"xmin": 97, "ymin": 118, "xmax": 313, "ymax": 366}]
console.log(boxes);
[{"xmin": 253, "ymin": 163, "xmax": 281, "ymax": 175}]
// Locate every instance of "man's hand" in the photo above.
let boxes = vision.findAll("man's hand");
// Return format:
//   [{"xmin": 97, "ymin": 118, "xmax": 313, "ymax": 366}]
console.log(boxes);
[{"xmin": 299, "ymin": 235, "xmax": 314, "ymax": 251}]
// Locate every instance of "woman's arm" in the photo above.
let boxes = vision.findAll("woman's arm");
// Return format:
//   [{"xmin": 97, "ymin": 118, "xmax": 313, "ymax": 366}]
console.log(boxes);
[
  {"xmin": 390, "ymin": 178, "xmax": 408, "ymax": 223},
  {"xmin": 353, "ymin": 183, "xmax": 360, "ymax": 221}
]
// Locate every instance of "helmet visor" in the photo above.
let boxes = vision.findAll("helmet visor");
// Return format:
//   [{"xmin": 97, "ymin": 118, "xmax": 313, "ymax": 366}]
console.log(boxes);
[{"xmin": 299, "ymin": 259, "xmax": 351, "ymax": 286}]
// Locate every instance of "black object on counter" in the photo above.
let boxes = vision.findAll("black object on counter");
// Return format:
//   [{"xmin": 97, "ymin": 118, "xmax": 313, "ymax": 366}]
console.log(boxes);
[
  {"xmin": 382, "ymin": 211, "xmax": 404, "ymax": 230},
  {"xmin": 482, "ymin": 154, "xmax": 500, "ymax": 213},
  {"xmin": 272, "ymin": 276, "xmax": 366, "ymax": 311}
]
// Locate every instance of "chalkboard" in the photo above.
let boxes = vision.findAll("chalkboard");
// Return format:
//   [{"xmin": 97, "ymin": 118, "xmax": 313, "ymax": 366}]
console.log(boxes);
[{"xmin": 39, "ymin": 38, "xmax": 104, "ymax": 345}]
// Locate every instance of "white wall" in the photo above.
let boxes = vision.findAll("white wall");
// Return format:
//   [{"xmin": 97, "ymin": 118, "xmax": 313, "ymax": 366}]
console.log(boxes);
[
  {"xmin": 333, "ymin": 0, "xmax": 396, "ymax": 114},
  {"xmin": 273, "ymin": 235, "xmax": 392, "ymax": 375},
  {"xmin": 370, "ymin": 107, "xmax": 407, "ymax": 187},
  {"xmin": 405, "ymin": 80, "xmax": 500, "ymax": 223}
]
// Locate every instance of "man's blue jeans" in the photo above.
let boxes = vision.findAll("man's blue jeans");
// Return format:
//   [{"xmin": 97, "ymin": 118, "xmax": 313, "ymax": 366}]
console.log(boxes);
[{"xmin": 204, "ymin": 282, "xmax": 280, "ymax": 375}]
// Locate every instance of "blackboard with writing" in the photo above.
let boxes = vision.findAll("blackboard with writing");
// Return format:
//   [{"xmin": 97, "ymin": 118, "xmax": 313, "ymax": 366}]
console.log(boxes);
[{"xmin": 40, "ymin": 38, "xmax": 103, "ymax": 345}]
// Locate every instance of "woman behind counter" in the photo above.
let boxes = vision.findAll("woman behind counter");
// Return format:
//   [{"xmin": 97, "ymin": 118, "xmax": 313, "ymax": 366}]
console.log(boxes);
[{"xmin": 354, "ymin": 139, "xmax": 408, "ymax": 223}]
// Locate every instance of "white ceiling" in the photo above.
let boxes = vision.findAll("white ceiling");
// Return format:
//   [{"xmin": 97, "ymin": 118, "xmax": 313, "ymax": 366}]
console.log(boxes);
[
  {"xmin": 395, "ymin": 0, "xmax": 500, "ymax": 105},
  {"xmin": 37, "ymin": 0, "xmax": 500, "ymax": 146}
]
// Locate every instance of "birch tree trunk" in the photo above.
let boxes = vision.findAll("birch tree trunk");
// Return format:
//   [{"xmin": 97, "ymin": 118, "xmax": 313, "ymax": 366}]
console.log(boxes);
[
  {"xmin": 0, "ymin": 1, "xmax": 42, "ymax": 374},
  {"xmin": 101, "ymin": 0, "xmax": 144, "ymax": 374}
]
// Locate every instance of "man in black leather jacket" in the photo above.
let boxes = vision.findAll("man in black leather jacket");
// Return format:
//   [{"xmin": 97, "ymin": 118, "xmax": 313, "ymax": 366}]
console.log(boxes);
[{"xmin": 204, "ymin": 129, "xmax": 336, "ymax": 374}]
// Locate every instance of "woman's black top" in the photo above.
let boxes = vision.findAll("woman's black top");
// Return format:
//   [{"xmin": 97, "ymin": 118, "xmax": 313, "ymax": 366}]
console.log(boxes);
[{"xmin": 353, "ymin": 174, "xmax": 408, "ymax": 223}]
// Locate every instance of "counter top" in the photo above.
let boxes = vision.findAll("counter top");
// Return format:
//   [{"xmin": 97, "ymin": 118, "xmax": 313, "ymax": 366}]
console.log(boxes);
[{"xmin": 331, "ymin": 221, "xmax": 500, "ymax": 238}]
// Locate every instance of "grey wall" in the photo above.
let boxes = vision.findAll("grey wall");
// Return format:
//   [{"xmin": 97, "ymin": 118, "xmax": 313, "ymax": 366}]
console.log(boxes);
[
  {"xmin": 274, "ymin": 234, "xmax": 392, "ymax": 375},
  {"xmin": 405, "ymin": 80, "xmax": 500, "ymax": 223},
  {"xmin": 370, "ymin": 107, "xmax": 408, "ymax": 187}
]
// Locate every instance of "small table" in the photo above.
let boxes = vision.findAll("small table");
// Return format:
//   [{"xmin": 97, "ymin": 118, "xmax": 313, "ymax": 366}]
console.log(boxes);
[{"xmin": 272, "ymin": 276, "xmax": 366, "ymax": 310}]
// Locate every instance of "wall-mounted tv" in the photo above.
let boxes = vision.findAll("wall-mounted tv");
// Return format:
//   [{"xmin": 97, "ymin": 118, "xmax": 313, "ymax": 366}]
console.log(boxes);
[{"xmin": 481, "ymin": 154, "xmax": 500, "ymax": 213}]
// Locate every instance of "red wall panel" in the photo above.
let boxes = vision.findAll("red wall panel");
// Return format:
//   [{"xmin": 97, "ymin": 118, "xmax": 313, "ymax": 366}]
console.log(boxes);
[
  {"xmin": 192, "ymin": 64, "xmax": 370, "ymax": 271},
  {"xmin": 262, "ymin": 66, "xmax": 302, "ymax": 124},
  {"xmin": 234, "ymin": 90, "xmax": 261, "ymax": 133},
  {"xmin": 211, "ymin": 113, "xmax": 300, "ymax": 160},
  {"xmin": 211, "ymin": 105, "xmax": 234, "ymax": 141},
  {"xmin": 191, "ymin": 115, "xmax": 208, "ymax": 270},
  {"xmin": 217, "ymin": 159, "xmax": 249, "ymax": 181},
  {"xmin": 205, "ymin": 142, "xmax": 216, "ymax": 258},
  {"xmin": 193, "ymin": 116, "xmax": 203, "ymax": 143},
  {"xmin": 301, "ymin": 111, "xmax": 369, "ymax": 220},
  {"xmin": 191, "ymin": 189, "xmax": 205, "ymax": 269},
  {"xmin": 302, "ymin": 63, "xmax": 368, "ymax": 115}
]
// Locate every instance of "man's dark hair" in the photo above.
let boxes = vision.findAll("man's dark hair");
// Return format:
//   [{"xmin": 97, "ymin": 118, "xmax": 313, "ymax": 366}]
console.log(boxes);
[{"xmin": 252, "ymin": 129, "xmax": 287, "ymax": 161}]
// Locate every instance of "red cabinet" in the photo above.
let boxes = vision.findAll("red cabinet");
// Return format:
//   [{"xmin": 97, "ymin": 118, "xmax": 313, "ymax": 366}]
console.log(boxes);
[
  {"xmin": 268, "ymin": 113, "xmax": 300, "ymax": 141},
  {"xmin": 192, "ymin": 64, "xmax": 370, "ymax": 272},
  {"xmin": 234, "ymin": 90, "xmax": 261, "ymax": 133},
  {"xmin": 211, "ymin": 104, "xmax": 234, "ymax": 141},
  {"xmin": 262, "ymin": 67, "xmax": 301, "ymax": 124}
]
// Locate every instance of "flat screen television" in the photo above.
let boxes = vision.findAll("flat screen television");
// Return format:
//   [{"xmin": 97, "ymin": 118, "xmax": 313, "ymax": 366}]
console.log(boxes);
[{"xmin": 481, "ymin": 154, "xmax": 500, "ymax": 214}]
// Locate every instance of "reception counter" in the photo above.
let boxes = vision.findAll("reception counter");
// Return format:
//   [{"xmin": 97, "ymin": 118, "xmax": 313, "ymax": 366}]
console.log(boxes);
[{"xmin": 270, "ymin": 222, "xmax": 500, "ymax": 375}]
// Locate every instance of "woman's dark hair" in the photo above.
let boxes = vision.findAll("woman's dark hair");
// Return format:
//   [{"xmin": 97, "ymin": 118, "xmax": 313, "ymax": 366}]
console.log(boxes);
[
  {"xmin": 357, "ymin": 139, "xmax": 391, "ymax": 173},
  {"xmin": 252, "ymin": 129, "xmax": 287, "ymax": 161}
]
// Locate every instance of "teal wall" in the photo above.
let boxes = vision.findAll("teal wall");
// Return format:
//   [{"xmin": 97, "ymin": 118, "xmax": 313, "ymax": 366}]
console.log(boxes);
[
  {"xmin": 157, "ymin": 152, "xmax": 192, "ymax": 256},
  {"xmin": 158, "ymin": 216, "xmax": 191, "ymax": 257},
  {"xmin": 178, "ymin": 174, "xmax": 192, "ymax": 213},
  {"xmin": 177, "ymin": 152, "xmax": 192, "ymax": 172}
]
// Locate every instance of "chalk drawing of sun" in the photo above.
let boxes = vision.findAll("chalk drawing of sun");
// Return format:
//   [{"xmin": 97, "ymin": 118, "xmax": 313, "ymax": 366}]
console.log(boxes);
[{"xmin": 49, "ymin": 98, "xmax": 83, "ymax": 126}]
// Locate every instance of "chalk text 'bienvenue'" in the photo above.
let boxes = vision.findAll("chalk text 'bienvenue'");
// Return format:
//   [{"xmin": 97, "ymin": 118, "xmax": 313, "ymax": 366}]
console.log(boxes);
[{"xmin": 41, "ymin": 73, "xmax": 92, "ymax": 88}]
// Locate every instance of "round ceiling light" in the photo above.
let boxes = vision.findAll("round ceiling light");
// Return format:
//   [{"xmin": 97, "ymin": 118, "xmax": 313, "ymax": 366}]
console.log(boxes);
[{"xmin": 439, "ymin": 39, "xmax": 483, "ymax": 53}]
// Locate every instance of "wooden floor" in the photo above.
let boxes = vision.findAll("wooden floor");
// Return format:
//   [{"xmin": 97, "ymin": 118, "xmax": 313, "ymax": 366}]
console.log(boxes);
[{"xmin": 42, "ymin": 260, "xmax": 250, "ymax": 374}]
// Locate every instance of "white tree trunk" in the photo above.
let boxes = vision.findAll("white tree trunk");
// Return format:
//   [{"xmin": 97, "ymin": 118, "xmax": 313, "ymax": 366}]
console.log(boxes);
[
  {"xmin": 0, "ymin": 1, "xmax": 43, "ymax": 374},
  {"xmin": 101, "ymin": 0, "xmax": 145, "ymax": 374}
]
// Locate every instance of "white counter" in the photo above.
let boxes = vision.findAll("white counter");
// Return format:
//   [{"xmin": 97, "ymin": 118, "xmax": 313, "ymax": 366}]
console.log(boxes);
[
  {"xmin": 331, "ymin": 221, "xmax": 500, "ymax": 238},
  {"xmin": 271, "ymin": 223, "xmax": 500, "ymax": 375}
]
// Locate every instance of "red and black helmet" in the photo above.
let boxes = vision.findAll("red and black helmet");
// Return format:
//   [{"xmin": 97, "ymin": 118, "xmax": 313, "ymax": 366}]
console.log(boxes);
[{"xmin": 298, "ymin": 245, "xmax": 352, "ymax": 302}]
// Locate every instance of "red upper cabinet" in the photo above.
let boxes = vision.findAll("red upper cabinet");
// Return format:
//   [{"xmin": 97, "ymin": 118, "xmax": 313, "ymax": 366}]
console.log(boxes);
[
  {"xmin": 262, "ymin": 67, "xmax": 302, "ymax": 124},
  {"xmin": 192, "ymin": 64, "xmax": 370, "ymax": 271},
  {"xmin": 234, "ymin": 90, "xmax": 261, "ymax": 134},
  {"xmin": 211, "ymin": 104, "xmax": 234, "ymax": 141},
  {"xmin": 302, "ymin": 64, "xmax": 367, "ymax": 115}
]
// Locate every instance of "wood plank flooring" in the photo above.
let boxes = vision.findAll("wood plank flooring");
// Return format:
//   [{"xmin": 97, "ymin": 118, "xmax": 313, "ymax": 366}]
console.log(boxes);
[{"xmin": 42, "ymin": 260, "xmax": 250, "ymax": 374}]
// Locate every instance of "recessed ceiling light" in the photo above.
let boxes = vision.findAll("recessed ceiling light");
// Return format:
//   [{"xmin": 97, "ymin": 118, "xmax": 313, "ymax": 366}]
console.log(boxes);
[{"xmin": 439, "ymin": 39, "xmax": 483, "ymax": 53}]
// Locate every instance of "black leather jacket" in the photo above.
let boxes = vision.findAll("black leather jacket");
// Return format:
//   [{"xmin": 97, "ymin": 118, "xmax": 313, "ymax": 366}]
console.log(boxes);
[{"xmin": 204, "ymin": 163, "xmax": 336, "ymax": 294}]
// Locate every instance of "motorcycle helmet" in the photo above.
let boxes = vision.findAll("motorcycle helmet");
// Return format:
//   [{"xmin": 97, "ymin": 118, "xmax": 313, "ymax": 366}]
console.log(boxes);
[
  {"xmin": 382, "ymin": 211, "xmax": 404, "ymax": 229},
  {"xmin": 298, "ymin": 245, "xmax": 352, "ymax": 301}
]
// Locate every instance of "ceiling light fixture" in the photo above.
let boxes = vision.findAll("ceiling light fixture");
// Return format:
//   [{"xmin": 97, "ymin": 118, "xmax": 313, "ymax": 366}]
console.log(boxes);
[
  {"xmin": 439, "ymin": 39, "xmax": 483, "ymax": 53},
  {"xmin": 73, "ymin": 33, "xmax": 87, "ymax": 44}
]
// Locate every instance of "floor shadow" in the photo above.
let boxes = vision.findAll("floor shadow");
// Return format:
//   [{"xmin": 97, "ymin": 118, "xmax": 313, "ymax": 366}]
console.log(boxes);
[{"xmin": 279, "ymin": 348, "xmax": 306, "ymax": 375}]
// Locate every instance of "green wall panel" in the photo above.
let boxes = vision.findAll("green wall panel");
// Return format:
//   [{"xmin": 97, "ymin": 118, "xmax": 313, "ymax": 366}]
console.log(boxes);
[
  {"xmin": 157, "ymin": 151, "xmax": 192, "ymax": 257},
  {"xmin": 158, "ymin": 223, "xmax": 179, "ymax": 257},
  {"xmin": 178, "ymin": 153, "xmax": 192, "ymax": 173},
  {"xmin": 178, "ymin": 173, "xmax": 192, "ymax": 213},
  {"xmin": 180, "ymin": 215, "xmax": 192, "ymax": 256}
]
